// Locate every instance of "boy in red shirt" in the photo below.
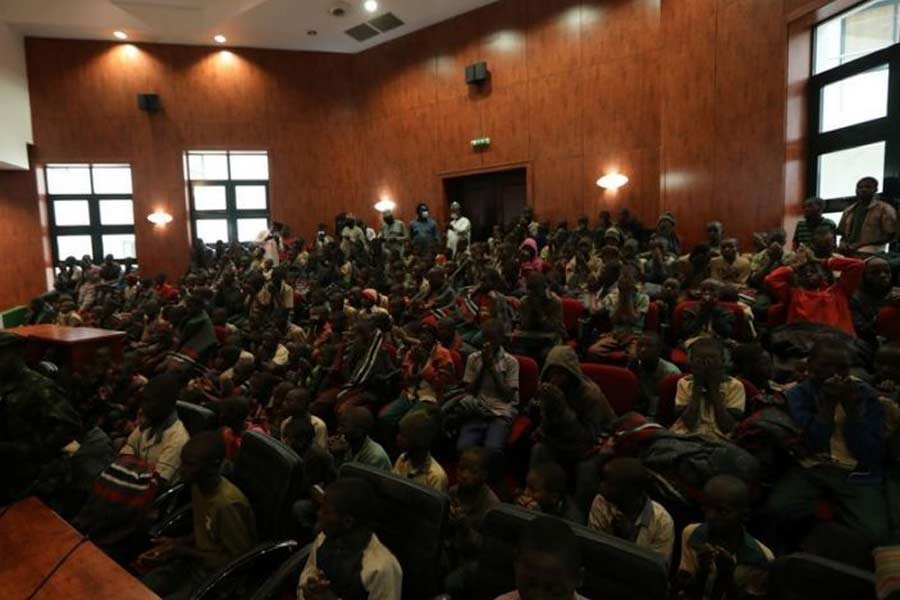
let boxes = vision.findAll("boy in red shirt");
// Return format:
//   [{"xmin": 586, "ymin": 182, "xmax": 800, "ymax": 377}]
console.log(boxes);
[{"xmin": 764, "ymin": 246, "xmax": 864, "ymax": 335}]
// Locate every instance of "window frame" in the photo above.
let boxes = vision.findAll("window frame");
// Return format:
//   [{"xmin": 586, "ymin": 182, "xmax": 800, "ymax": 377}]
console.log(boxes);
[
  {"xmin": 45, "ymin": 163, "xmax": 136, "ymax": 267},
  {"xmin": 808, "ymin": 12, "xmax": 900, "ymax": 215},
  {"xmin": 185, "ymin": 151, "xmax": 270, "ymax": 245}
]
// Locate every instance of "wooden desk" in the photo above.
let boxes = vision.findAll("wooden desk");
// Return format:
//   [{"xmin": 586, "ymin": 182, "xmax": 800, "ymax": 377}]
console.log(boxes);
[
  {"xmin": 4, "ymin": 324, "xmax": 126, "ymax": 372},
  {"xmin": 0, "ymin": 497, "xmax": 160, "ymax": 600},
  {"xmin": 0, "ymin": 497, "xmax": 83, "ymax": 599}
]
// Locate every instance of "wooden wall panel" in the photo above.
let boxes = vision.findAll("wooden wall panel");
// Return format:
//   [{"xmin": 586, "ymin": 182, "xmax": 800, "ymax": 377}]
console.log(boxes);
[
  {"xmin": 0, "ymin": 163, "xmax": 48, "ymax": 308},
  {"xmin": 2, "ymin": 0, "xmax": 805, "ymax": 304}
]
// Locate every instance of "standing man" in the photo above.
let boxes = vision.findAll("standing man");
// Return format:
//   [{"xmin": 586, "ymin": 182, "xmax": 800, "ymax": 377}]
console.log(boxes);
[
  {"xmin": 410, "ymin": 202, "xmax": 440, "ymax": 251},
  {"xmin": 838, "ymin": 177, "xmax": 897, "ymax": 255},
  {"xmin": 380, "ymin": 209, "xmax": 408, "ymax": 247},
  {"xmin": 446, "ymin": 202, "xmax": 472, "ymax": 258},
  {"xmin": 257, "ymin": 222, "xmax": 284, "ymax": 266}
]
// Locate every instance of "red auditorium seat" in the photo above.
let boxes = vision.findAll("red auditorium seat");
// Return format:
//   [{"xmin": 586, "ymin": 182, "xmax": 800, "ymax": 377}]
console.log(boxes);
[
  {"xmin": 561, "ymin": 297, "xmax": 584, "ymax": 339},
  {"xmin": 644, "ymin": 301, "xmax": 660, "ymax": 333},
  {"xmin": 767, "ymin": 303, "xmax": 787, "ymax": 328},
  {"xmin": 579, "ymin": 363, "xmax": 639, "ymax": 416},
  {"xmin": 449, "ymin": 349, "xmax": 464, "ymax": 380},
  {"xmin": 879, "ymin": 306, "xmax": 900, "ymax": 342}
]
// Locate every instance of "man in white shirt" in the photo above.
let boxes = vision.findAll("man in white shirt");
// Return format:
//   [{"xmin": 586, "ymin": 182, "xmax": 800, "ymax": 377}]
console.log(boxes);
[{"xmin": 446, "ymin": 202, "xmax": 472, "ymax": 258}]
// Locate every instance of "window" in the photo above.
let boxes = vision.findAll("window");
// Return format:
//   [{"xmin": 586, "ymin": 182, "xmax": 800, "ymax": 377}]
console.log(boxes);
[
  {"xmin": 808, "ymin": 2, "xmax": 900, "ymax": 215},
  {"xmin": 46, "ymin": 164, "xmax": 136, "ymax": 266},
  {"xmin": 186, "ymin": 151, "xmax": 270, "ymax": 245}
]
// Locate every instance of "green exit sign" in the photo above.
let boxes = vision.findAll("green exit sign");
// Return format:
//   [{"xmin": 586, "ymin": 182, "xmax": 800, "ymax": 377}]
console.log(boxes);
[{"xmin": 470, "ymin": 137, "xmax": 491, "ymax": 151}]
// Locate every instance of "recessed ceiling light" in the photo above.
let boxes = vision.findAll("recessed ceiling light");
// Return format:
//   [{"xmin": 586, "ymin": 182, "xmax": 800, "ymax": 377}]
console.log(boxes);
[
  {"xmin": 364, "ymin": 0, "xmax": 379, "ymax": 13},
  {"xmin": 113, "ymin": 30, "xmax": 128, "ymax": 40},
  {"xmin": 307, "ymin": 30, "xmax": 318, "ymax": 36},
  {"xmin": 214, "ymin": 34, "xmax": 227, "ymax": 44}
]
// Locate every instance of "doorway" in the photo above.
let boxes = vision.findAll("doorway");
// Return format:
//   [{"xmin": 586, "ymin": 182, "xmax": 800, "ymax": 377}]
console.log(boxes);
[{"xmin": 443, "ymin": 167, "xmax": 527, "ymax": 242}]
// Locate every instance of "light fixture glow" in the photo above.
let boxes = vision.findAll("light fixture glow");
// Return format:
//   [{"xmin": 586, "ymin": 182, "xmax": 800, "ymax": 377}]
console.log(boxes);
[
  {"xmin": 596, "ymin": 172, "xmax": 629, "ymax": 190},
  {"xmin": 214, "ymin": 34, "xmax": 227, "ymax": 44},
  {"xmin": 113, "ymin": 30, "xmax": 128, "ymax": 40},
  {"xmin": 147, "ymin": 211, "xmax": 173, "ymax": 225},
  {"xmin": 364, "ymin": 0, "xmax": 379, "ymax": 13},
  {"xmin": 374, "ymin": 198, "xmax": 396, "ymax": 213}
]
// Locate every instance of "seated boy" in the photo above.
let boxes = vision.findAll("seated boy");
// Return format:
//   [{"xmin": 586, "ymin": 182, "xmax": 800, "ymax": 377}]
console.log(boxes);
[
  {"xmin": 516, "ymin": 461, "xmax": 584, "ymax": 525},
  {"xmin": 709, "ymin": 239, "xmax": 751, "ymax": 287},
  {"xmin": 766, "ymin": 339, "xmax": 887, "ymax": 546},
  {"xmin": 588, "ymin": 457, "xmax": 675, "ymax": 562},
  {"xmin": 680, "ymin": 279, "xmax": 735, "ymax": 345},
  {"xmin": 456, "ymin": 319, "xmax": 520, "ymax": 452},
  {"xmin": 494, "ymin": 516, "xmax": 587, "ymax": 600},
  {"xmin": 676, "ymin": 475, "xmax": 773, "ymax": 600},
  {"xmin": 445, "ymin": 447, "xmax": 501, "ymax": 596},
  {"xmin": 283, "ymin": 416, "xmax": 337, "ymax": 533},
  {"xmin": 513, "ymin": 272, "xmax": 565, "ymax": 356},
  {"xmin": 392, "ymin": 409, "xmax": 449, "ymax": 493},
  {"xmin": 764, "ymin": 246, "xmax": 864, "ymax": 336},
  {"xmin": 328, "ymin": 406, "xmax": 392, "ymax": 471},
  {"xmin": 629, "ymin": 332, "xmax": 681, "ymax": 419},
  {"xmin": 587, "ymin": 264, "xmax": 650, "ymax": 360},
  {"xmin": 120, "ymin": 372, "xmax": 190, "ymax": 484},
  {"xmin": 671, "ymin": 337, "xmax": 745, "ymax": 441},
  {"xmin": 297, "ymin": 478, "xmax": 402, "ymax": 600},
  {"xmin": 141, "ymin": 432, "xmax": 258, "ymax": 600},
  {"xmin": 281, "ymin": 387, "xmax": 328, "ymax": 449}
]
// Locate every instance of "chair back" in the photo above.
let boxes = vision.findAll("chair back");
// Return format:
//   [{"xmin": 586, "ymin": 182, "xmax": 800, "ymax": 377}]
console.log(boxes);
[
  {"xmin": 232, "ymin": 431, "xmax": 303, "ymax": 540},
  {"xmin": 339, "ymin": 463, "xmax": 450, "ymax": 599},
  {"xmin": 175, "ymin": 400, "xmax": 218, "ymax": 436},
  {"xmin": 474, "ymin": 504, "xmax": 668, "ymax": 600},
  {"xmin": 514, "ymin": 354, "xmax": 539, "ymax": 405},
  {"xmin": 656, "ymin": 373, "xmax": 686, "ymax": 426},
  {"xmin": 579, "ymin": 363, "xmax": 640, "ymax": 416},
  {"xmin": 561, "ymin": 297, "xmax": 584, "ymax": 337},
  {"xmin": 769, "ymin": 553, "xmax": 876, "ymax": 600}
]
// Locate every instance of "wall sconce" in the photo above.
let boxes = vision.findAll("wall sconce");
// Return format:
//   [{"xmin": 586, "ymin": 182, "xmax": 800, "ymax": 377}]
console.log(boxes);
[
  {"xmin": 596, "ymin": 172, "xmax": 629, "ymax": 190},
  {"xmin": 147, "ymin": 211, "xmax": 173, "ymax": 225},
  {"xmin": 374, "ymin": 198, "xmax": 396, "ymax": 213}
]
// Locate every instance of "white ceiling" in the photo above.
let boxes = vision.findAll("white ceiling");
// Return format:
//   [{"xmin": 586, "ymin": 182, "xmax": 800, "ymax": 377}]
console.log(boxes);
[{"xmin": 0, "ymin": 0, "xmax": 499, "ymax": 53}]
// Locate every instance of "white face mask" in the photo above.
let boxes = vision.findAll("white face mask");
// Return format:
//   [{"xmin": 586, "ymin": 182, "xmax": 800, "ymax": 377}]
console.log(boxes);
[{"xmin": 421, "ymin": 211, "xmax": 429, "ymax": 218}]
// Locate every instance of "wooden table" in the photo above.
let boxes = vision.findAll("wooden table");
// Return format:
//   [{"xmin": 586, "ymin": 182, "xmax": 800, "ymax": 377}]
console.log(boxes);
[
  {"xmin": 0, "ymin": 497, "xmax": 160, "ymax": 600},
  {"xmin": 3, "ymin": 324, "xmax": 126, "ymax": 372}
]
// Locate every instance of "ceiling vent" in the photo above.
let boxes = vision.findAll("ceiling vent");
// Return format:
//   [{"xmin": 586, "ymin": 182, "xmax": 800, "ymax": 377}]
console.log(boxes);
[
  {"xmin": 368, "ymin": 12, "xmax": 404, "ymax": 32},
  {"xmin": 346, "ymin": 23, "xmax": 379, "ymax": 42},
  {"xmin": 329, "ymin": 2, "xmax": 351, "ymax": 17}
]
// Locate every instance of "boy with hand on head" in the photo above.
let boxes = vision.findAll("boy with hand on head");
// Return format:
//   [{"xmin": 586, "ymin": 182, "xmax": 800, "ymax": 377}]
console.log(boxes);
[
  {"xmin": 329, "ymin": 406, "xmax": 392, "ymax": 471},
  {"xmin": 141, "ymin": 432, "xmax": 258, "ymax": 600},
  {"xmin": 675, "ymin": 475, "xmax": 773, "ymax": 600},
  {"xmin": 516, "ymin": 461, "xmax": 584, "ymax": 525},
  {"xmin": 297, "ymin": 478, "xmax": 402, "ymax": 600},
  {"xmin": 588, "ymin": 457, "xmax": 675, "ymax": 562},
  {"xmin": 494, "ymin": 516, "xmax": 587, "ymax": 600},
  {"xmin": 392, "ymin": 409, "xmax": 448, "ymax": 493},
  {"xmin": 671, "ymin": 337, "xmax": 745, "ymax": 441}
]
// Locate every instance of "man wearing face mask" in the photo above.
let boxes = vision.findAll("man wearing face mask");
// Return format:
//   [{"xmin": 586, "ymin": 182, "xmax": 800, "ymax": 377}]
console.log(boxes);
[
  {"xmin": 315, "ymin": 223, "xmax": 333, "ymax": 250},
  {"xmin": 446, "ymin": 201, "xmax": 472, "ymax": 258},
  {"xmin": 410, "ymin": 202, "xmax": 440, "ymax": 251}
]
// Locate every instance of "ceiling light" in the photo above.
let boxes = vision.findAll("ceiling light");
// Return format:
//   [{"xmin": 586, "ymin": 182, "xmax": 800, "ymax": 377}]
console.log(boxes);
[
  {"xmin": 364, "ymin": 0, "xmax": 379, "ymax": 13},
  {"xmin": 214, "ymin": 34, "xmax": 227, "ymax": 44},
  {"xmin": 307, "ymin": 30, "xmax": 318, "ymax": 36},
  {"xmin": 596, "ymin": 172, "xmax": 629, "ymax": 190},
  {"xmin": 374, "ymin": 198, "xmax": 396, "ymax": 213},
  {"xmin": 147, "ymin": 211, "xmax": 173, "ymax": 225},
  {"xmin": 113, "ymin": 30, "xmax": 128, "ymax": 40}
]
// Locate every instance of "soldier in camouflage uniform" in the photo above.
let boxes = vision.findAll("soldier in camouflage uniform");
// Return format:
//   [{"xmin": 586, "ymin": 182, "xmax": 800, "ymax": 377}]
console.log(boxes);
[{"xmin": 0, "ymin": 332, "xmax": 83, "ymax": 504}]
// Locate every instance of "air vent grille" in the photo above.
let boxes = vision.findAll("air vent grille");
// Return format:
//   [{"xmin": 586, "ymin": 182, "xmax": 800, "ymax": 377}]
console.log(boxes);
[
  {"xmin": 369, "ymin": 12, "xmax": 404, "ymax": 32},
  {"xmin": 346, "ymin": 23, "xmax": 379, "ymax": 42}
]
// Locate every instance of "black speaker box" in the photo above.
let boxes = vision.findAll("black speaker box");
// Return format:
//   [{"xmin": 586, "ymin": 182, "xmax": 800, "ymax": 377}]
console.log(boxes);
[
  {"xmin": 137, "ymin": 93, "xmax": 161, "ymax": 112},
  {"xmin": 465, "ymin": 62, "xmax": 489, "ymax": 85}
]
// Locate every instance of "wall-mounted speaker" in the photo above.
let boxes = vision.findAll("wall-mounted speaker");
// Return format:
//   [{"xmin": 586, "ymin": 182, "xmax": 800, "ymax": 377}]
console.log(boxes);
[
  {"xmin": 465, "ymin": 62, "xmax": 489, "ymax": 85},
  {"xmin": 137, "ymin": 93, "xmax": 161, "ymax": 113}
]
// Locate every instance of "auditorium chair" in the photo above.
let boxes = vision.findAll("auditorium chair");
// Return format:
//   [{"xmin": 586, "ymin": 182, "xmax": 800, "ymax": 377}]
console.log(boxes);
[
  {"xmin": 152, "ymin": 431, "xmax": 304, "ymax": 599},
  {"xmin": 175, "ymin": 400, "xmax": 218, "ymax": 436},
  {"xmin": 879, "ymin": 306, "xmax": 900, "ymax": 342},
  {"xmin": 768, "ymin": 553, "xmax": 876, "ymax": 600},
  {"xmin": 472, "ymin": 504, "xmax": 668, "ymax": 600},
  {"xmin": 579, "ymin": 363, "xmax": 640, "ymax": 416},
  {"xmin": 339, "ymin": 462, "xmax": 450, "ymax": 599}
]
